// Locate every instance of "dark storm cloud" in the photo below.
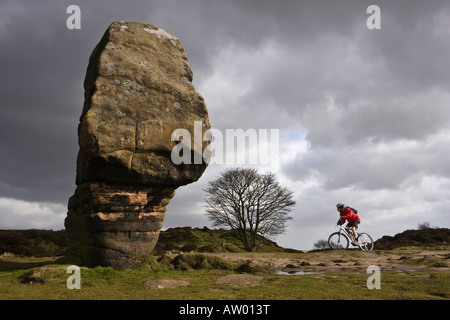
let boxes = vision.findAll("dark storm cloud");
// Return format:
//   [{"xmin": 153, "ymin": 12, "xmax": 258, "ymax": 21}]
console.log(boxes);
[
  {"xmin": 0, "ymin": 0, "xmax": 176, "ymax": 203},
  {"xmin": 1, "ymin": 2, "xmax": 81, "ymax": 203},
  {"xmin": 283, "ymin": 135, "xmax": 450, "ymax": 191},
  {"xmin": 184, "ymin": 0, "xmax": 450, "ymax": 149}
]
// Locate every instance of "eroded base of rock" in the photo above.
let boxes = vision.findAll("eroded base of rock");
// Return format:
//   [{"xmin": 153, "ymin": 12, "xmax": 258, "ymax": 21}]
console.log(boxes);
[{"xmin": 65, "ymin": 182, "xmax": 175, "ymax": 269}]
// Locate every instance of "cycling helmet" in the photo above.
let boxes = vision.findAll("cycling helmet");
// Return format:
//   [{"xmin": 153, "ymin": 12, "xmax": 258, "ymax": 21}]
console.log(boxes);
[{"xmin": 336, "ymin": 203, "xmax": 345, "ymax": 209}]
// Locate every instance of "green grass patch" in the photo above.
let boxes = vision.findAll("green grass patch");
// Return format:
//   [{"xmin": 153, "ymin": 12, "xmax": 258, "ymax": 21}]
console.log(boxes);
[{"xmin": 1, "ymin": 254, "xmax": 449, "ymax": 300}]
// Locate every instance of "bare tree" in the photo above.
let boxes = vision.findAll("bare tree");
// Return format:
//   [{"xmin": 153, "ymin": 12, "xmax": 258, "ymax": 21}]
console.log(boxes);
[
  {"xmin": 313, "ymin": 239, "xmax": 329, "ymax": 250},
  {"xmin": 204, "ymin": 168, "xmax": 295, "ymax": 251},
  {"xmin": 417, "ymin": 222, "xmax": 431, "ymax": 230}
]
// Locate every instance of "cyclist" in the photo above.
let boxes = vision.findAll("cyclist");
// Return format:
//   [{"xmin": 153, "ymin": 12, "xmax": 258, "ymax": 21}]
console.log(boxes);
[{"xmin": 336, "ymin": 203, "xmax": 361, "ymax": 245}]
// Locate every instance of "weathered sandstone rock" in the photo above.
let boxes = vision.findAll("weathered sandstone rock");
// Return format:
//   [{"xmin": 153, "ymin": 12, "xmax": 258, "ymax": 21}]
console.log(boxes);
[{"xmin": 65, "ymin": 22, "xmax": 210, "ymax": 269}]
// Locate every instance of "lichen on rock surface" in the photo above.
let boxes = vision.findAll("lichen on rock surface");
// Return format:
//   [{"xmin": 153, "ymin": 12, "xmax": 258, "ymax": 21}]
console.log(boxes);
[{"xmin": 65, "ymin": 22, "xmax": 210, "ymax": 270}]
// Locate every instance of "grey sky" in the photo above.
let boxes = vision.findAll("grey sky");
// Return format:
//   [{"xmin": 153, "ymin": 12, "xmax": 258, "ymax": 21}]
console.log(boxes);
[{"xmin": 1, "ymin": 0, "xmax": 449, "ymax": 250}]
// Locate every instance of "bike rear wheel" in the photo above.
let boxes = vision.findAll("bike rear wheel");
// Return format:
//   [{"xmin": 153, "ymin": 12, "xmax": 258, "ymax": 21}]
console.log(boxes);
[
  {"xmin": 357, "ymin": 233, "xmax": 374, "ymax": 251},
  {"xmin": 328, "ymin": 232, "xmax": 349, "ymax": 250}
]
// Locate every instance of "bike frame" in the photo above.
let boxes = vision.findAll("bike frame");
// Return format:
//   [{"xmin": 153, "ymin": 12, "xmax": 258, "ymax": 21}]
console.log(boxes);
[{"xmin": 336, "ymin": 224, "xmax": 355, "ymax": 241}]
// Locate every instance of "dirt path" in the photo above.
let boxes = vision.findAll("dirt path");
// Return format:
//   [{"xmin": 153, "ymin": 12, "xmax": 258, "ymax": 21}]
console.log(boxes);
[{"xmin": 210, "ymin": 248, "xmax": 450, "ymax": 274}]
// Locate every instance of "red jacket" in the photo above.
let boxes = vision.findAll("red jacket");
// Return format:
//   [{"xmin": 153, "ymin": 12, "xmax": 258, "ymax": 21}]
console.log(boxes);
[{"xmin": 340, "ymin": 207, "xmax": 361, "ymax": 224}]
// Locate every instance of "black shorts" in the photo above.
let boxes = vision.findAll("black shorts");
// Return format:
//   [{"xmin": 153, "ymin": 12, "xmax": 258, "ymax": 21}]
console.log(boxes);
[{"xmin": 347, "ymin": 221, "xmax": 360, "ymax": 229}]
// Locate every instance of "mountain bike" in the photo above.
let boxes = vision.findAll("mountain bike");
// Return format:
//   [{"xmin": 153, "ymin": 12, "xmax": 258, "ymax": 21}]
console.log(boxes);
[{"xmin": 328, "ymin": 224, "xmax": 374, "ymax": 251}]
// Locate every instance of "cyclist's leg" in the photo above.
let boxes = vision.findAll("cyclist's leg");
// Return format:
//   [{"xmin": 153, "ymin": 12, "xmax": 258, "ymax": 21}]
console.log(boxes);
[
  {"xmin": 345, "ymin": 223, "xmax": 351, "ymax": 235},
  {"xmin": 346, "ymin": 222, "xmax": 354, "ymax": 237},
  {"xmin": 351, "ymin": 227, "xmax": 358, "ymax": 239},
  {"xmin": 347, "ymin": 222, "xmax": 358, "ymax": 240},
  {"xmin": 352, "ymin": 221, "xmax": 360, "ymax": 239}
]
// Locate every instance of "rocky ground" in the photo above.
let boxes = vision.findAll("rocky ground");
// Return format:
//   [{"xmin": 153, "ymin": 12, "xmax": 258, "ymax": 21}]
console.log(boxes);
[
  {"xmin": 148, "ymin": 247, "xmax": 450, "ymax": 288},
  {"xmin": 210, "ymin": 248, "xmax": 450, "ymax": 274}
]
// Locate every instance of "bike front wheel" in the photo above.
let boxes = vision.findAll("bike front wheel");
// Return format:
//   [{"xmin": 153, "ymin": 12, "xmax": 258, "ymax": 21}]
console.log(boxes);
[
  {"xmin": 328, "ymin": 232, "xmax": 349, "ymax": 250},
  {"xmin": 357, "ymin": 233, "xmax": 374, "ymax": 251}
]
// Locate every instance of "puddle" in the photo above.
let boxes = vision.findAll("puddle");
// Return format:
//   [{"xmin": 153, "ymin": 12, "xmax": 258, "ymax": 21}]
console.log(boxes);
[{"xmin": 277, "ymin": 270, "xmax": 320, "ymax": 275}]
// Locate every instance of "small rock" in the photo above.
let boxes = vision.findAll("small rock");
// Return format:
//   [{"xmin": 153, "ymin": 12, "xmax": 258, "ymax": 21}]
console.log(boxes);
[{"xmin": 142, "ymin": 279, "xmax": 189, "ymax": 289}]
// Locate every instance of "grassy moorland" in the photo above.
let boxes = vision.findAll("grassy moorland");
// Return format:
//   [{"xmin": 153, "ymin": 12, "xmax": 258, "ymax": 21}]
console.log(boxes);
[
  {"xmin": 0, "ymin": 227, "xmax": 449, "ymax": 300},
  {"xmin": 0, "ymin": 249, "xmax": 450, "ymax": 300}
]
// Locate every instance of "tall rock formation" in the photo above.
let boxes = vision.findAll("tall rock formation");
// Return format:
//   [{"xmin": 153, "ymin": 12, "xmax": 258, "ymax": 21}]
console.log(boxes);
[{"xmin": 65, "ymin": 22, "xmax": 210, "ymax": 269}]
